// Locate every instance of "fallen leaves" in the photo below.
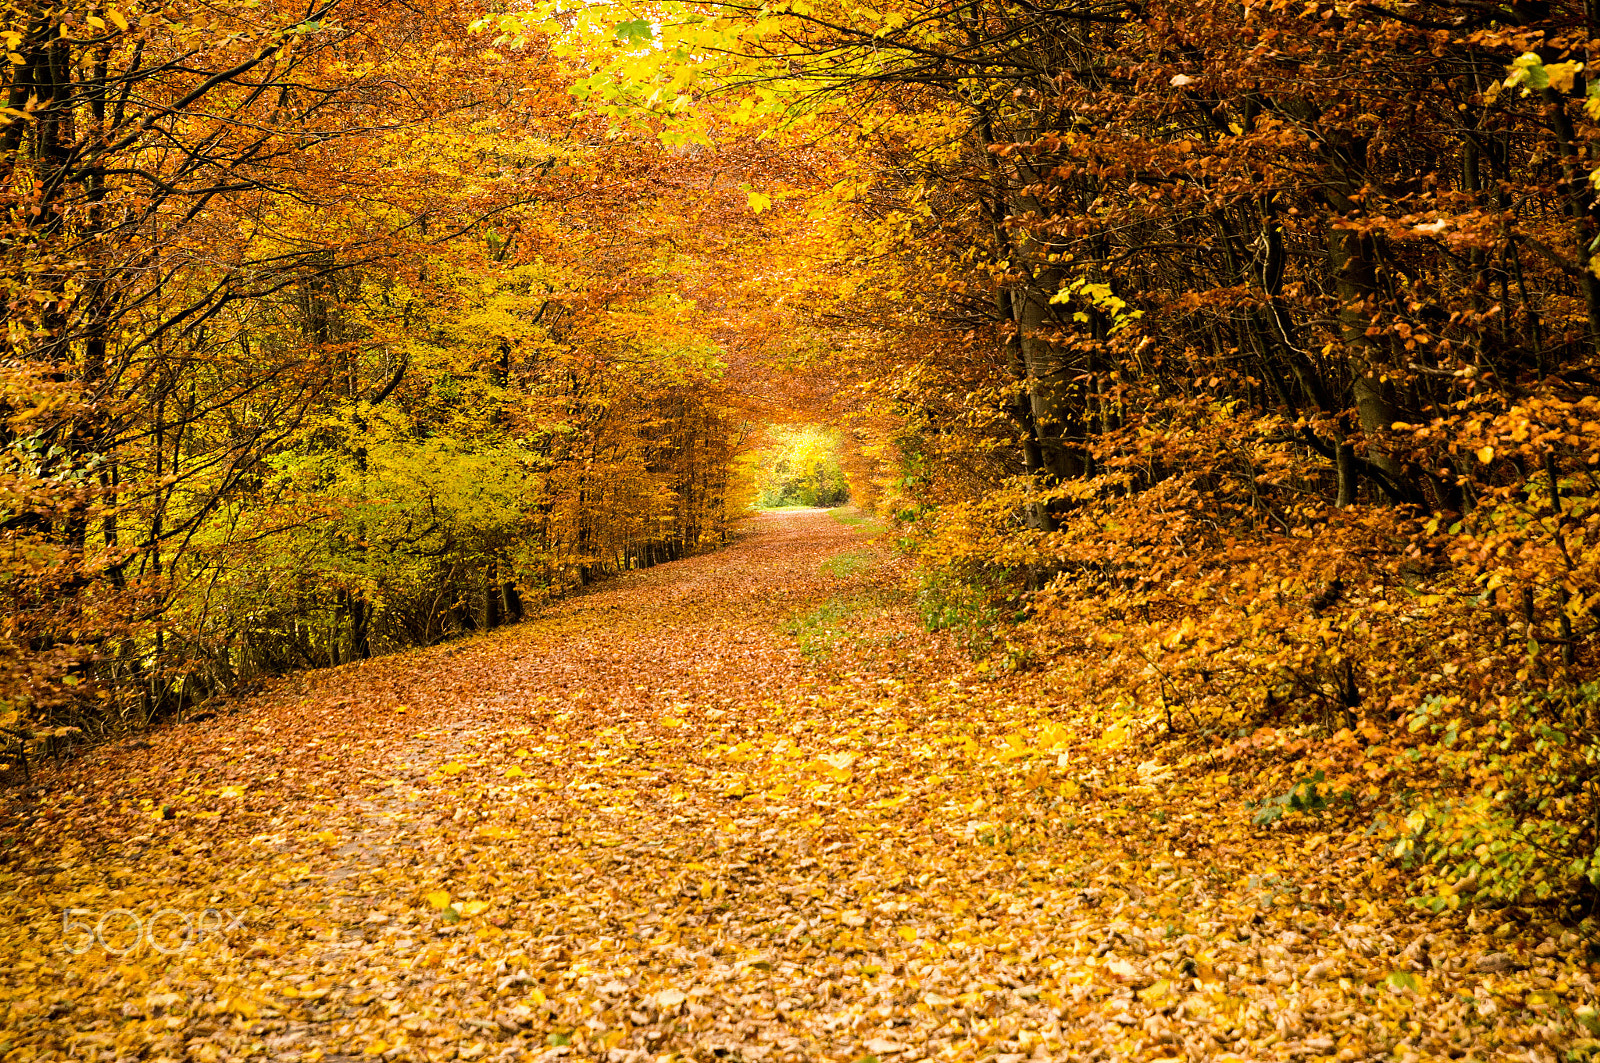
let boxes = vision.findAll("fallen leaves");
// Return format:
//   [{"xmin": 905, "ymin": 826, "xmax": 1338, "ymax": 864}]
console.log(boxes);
[{"xmin": 0, "ymin": 512, "xmax": 1595, "ymax": 1063}]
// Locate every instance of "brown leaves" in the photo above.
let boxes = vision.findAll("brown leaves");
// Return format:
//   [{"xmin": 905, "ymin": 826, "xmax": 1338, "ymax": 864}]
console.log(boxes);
[{"xmin": 1, "ymin": 511, "xmax": 1596, "ymax": 1063}]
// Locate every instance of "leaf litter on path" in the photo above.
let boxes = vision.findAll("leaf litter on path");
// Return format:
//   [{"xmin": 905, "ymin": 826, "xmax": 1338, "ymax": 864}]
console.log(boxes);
[{"xmin": 1, "ymin": 510, "xmax": 1596, "ymax": 1063}]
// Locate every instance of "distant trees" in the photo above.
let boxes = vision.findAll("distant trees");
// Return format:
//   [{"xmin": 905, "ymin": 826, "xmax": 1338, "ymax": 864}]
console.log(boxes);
[
  {"xmin": 752, "ymin": 426, "xmax": 850, "ymax": 508},
  {"xmin": 0, "ymin": 0, "xmax": 758, "ymax": 745},
  {"xmin": 579, "ymin": 0, "xmax": 1600, "ymax": 518}
]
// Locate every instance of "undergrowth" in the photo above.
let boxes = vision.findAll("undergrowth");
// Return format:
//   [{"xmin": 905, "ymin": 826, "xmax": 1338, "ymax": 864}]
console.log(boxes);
[
  {"xmin": 890, "ymin": 433, "xmax": 1600, "ymax": 933},
  {"xmin": 910, "ymin": 567, "xmax": 1015, "ymax": 655},
  {"xmin": 821, "ymin": 550, "xmax": 873, "ymax": 579},
  {"xmin": 781, "ymin": 597, "xmax": 871, "ymax": 658},
  {"xmin": 827, "ymin": 507, "xmax": 886, "ymax": 534}
]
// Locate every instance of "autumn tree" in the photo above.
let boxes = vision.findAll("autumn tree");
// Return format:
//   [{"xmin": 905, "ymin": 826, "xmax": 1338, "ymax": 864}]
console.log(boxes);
[
  {"xmin": 0, "ymin": 0, "xmax": 774, "ymax": 744},
  {"xmin": 510, "ymin": 0, "xmax": 1600, "ymax": 913}
]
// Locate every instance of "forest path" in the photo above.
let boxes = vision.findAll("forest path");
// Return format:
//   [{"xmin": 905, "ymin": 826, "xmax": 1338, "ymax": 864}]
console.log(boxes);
[{"xmin": 0, "ymin": 511, "xmax": 1580, "ymax": 1063}]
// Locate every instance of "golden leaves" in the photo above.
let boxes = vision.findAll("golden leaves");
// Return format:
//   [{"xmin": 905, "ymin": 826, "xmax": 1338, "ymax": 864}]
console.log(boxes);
[{"xmin": 6, "ymin": 512, "xmax": 1591, "ymax": 1063}]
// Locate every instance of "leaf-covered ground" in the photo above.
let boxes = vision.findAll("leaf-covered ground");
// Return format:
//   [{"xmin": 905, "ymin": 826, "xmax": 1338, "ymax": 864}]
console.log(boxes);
[{"xmin": 2, "ymin": 510, "xmax": 1596, "ymax": 1063}]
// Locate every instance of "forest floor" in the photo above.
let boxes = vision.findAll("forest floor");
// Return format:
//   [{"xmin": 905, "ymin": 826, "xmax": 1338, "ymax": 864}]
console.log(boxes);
[{"xmin": 1, "ymin": 510, "xmax": 1595, "ymax": 1063}]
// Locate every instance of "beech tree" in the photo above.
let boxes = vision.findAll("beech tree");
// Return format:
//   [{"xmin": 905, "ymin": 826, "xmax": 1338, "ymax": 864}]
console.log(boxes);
[
  {"xmin": 516, "ymin": 0, "xmax": 1600, "ymax": 908},
  {"xmin": 0, "ymin": 0, "xmax": 778, "ymax": 732}
]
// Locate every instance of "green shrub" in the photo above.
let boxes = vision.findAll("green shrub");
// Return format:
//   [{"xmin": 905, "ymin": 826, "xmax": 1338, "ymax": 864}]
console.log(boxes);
[
  {"xmin": 1398, "ymin": 685, "xmax": 1600, "ymax": 917},
  {"xmin": 913, "ymin": 568, "xmax": 1008, "ymax": 652}
]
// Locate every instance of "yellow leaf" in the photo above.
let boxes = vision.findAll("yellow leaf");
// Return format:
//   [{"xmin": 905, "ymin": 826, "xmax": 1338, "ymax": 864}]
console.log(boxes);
[
  {"xmin": 1477, "ymin": 445, "xmax": 1495, "ymax": 464},
  {"xmin": 459, "ymin": 900, "xmax": 489, "ymax": 917},
  {"xmin": 439, "ymin": 762, "xmax": 468, "ymax": 776},
  {"xmin": 897, "ymin": 926, "xmax": 918, "ymax": 942},
  {"xmin": 423, "ymin": 891, "xmax": 451, "ymax": 910},
  {"xmin": 107, "ymin": 8, "xmax": 128, "ymax": 31},
  {"xmin": 747, "ymin": 190, "xmax": 772, "ymax": 213},
  {"xmin": 311, "ymin": 830, "xmax": 338, "ymax": 845},
  {"xmin": 219, "ymin": 785, "xmax": 245, "ymax": 798},
  {"xmin": 1547, "ymin": 61, "xmax": 1585, "ymax": 94},
  {"xmin": 364, "ymin": 1041, "xmax": 387, "ymax": 1056},
  {"xmin": 1138, "ymin": 979, "xmax": 1171, "ymax": 1002},
  {"xmin": 806, "ymin": 759, "xmax": 851, "ymax": 781},
  {"xmin": 505, "ymin": 765, "xmax": 527, "ymax": 778}
]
